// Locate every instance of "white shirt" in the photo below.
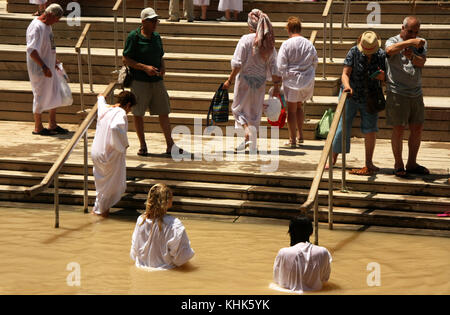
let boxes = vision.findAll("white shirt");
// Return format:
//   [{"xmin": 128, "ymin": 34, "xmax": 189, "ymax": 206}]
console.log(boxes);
[
  {"xmin": 130, "ymin": 215, "xmax": 195, "ymax": 270},
  {"xmin": 272, "ymin": 242, "xmax": 332, "ymax": 293},
  {"xmin": 277, "ymin": 36, "xmax": 318, "ymax": 90}
]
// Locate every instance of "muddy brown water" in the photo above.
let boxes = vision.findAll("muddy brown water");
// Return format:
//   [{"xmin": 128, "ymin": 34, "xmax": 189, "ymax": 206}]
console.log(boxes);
[{"xmin": 0, "ymin": 205, "xmax": 449, "ymax": 295}]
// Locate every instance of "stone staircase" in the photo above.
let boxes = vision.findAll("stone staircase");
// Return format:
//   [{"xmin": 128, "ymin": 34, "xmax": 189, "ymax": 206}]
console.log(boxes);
[{"xmin": 0, "ymin": 0, "xmax": 449, "ymax": 231}]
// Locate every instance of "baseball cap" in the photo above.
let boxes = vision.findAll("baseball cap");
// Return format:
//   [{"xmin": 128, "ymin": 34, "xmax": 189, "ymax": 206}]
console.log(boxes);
[{"xmin": 141, "ymin": 7, "xmax": 159, "ymax": 20}]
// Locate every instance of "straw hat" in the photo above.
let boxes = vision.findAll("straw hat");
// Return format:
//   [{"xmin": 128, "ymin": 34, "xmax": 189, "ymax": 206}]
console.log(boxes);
[{"xmin": 357, "ymin": 31, "xmax": 381, "ymax": 55}]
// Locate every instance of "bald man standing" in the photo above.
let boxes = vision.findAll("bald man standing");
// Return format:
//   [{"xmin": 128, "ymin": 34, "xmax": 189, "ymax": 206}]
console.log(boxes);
[{"xmin": 385, "ymin": 16, "xmax": 428, "ymax": 178}]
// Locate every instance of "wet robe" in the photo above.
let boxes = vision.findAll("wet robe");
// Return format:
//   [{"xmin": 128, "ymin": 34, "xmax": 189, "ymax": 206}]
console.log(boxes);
[
  {"xmin": 271, "ymin": 242, "xmax": 332, "ymax": 294},
  {"xmin": 130, "ymin": 214, "xmax": 195, "ymax": 270},
  {"xmin": 91, "ymin": 96, "xmax": 129, "ymax": 215}
]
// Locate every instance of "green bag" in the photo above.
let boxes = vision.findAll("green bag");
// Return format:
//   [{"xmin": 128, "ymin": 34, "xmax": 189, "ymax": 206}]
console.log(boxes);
[{"xmin": 315, "ymin": 108, "xmax": 335, "ymax": 139}]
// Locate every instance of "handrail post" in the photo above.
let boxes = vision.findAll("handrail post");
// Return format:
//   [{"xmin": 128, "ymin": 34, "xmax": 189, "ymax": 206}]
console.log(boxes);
[
  {"xmin": 314, "ymin": 195, "xmax": 319, "ymax": 245},
  {"xmin": 77, "ymin": 50, "xmax": 85, "ymax": 112},
  {"xmin": 328, "ymin": 149, "xmax": 334, "ymax": 230},
  {"xmin": 322, "ymin": 16, "xmax": 327, "ymax": 80},
  {"xmin": 114, "ymin": 11, "xmax": 118, "ymax": 71},
  {"xmin": 341, "ymin": 99, "xmax": 348, "ymax": 192},
  {"xmin": 87, "ymin": 31, "xmax": 93, "ymax": 93},
  {"xmin": 54, "ymin": 174, "xmax": 59, "ymax": 228},
  {"xmin": 123, "ymin": 0, "xmax": 126, "ymax": 44},
  {"xmin": 83, "ymin": 132, "xmax": 89, "ymax": 213},
  {"xmin": 329, "ymin": 5, "xmax": 333, "ymax": 62}
]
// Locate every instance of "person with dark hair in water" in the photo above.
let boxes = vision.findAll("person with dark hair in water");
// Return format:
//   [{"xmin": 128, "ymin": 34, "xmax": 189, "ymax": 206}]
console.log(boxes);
[{"xmin": 272, "ymin": 216, "xmax": 332, "ymax": 293}]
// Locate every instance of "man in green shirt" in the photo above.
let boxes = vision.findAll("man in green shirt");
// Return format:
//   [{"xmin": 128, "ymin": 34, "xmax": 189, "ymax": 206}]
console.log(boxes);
[{"xmin": 123, "ymin": 8, "xmax": 180, "ymax": 157}]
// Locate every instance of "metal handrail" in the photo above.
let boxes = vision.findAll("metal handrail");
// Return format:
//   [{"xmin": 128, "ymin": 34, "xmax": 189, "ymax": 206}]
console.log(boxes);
[
  {"xmin": 340, "ymin": 0, "xmax": 351, "ymax": 43},
  {"xmin": 25, "ymin": 82, "xmax": 118, "ymax": 228},
  {"xmin": 322, "ymin": 0, "xmax": 333, "ymax": 79},
  {"xmin": 113, "ymin": 0, "xmax": 127, "ymax": 71},
  {"xmin": 75, "ymin": 23, "xmax": 93, "ymax": 112},
  {"xmin": 299, "ymin": 92, "xmax": 348, "ymax": 245}
]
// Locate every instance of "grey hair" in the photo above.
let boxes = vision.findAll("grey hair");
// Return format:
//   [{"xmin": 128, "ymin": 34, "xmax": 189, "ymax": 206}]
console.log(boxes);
[
  {"xmin": 403, "ymin": 16, "xmax": 420, "ymax": 27},
  {"xmin": 45, "ymin": 3, "xmax": 64, "ymax": 18}
]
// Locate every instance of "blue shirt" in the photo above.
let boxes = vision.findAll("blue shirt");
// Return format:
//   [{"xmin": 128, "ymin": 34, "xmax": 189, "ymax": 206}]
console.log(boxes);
[{"xmin": 343, "ymin": 46, "xmax": 386, "ymax": 103}]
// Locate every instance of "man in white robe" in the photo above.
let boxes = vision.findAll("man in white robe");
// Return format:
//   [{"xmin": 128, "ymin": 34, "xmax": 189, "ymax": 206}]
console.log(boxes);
[
  {"xmin": 91, "ymin": 91, "xmax": 136, "ymax": 217},
  {"xmin": 26, "ymin": 4, "xmax": 69, "ymax": 136},
  {"xmin": 272, "ymin": 216, "xmax": 332, "ymax": 294}
]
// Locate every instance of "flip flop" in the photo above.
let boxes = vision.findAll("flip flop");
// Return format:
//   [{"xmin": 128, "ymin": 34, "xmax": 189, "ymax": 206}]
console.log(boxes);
[
  {"xmin": 406, "ymin": 165, "xmax": 430, "ymax": 175},
  {"xmin": 32, "ymin": 128, "xmax": 57, "ymax": 136},
  {"xmin": 394, "ymin": 167, "xmax": 408, "ymax": 178},
  {"xmin": 349, "ymin": 166, "xmax": 376, "ymax": 176},
  {"xmin": 49, "ymin": 125, "xmax": 69, "ymax": 134},
  {"xmin": 165, "ymin": 145, "xmax": 184, "ymax": 157},
  {"xmin": 437, "ymin": 211, "xmax": 450, "ymax": 217},
  {"xmin": 137, "ymin": 147, "xmax": 148, "ymax": 156}
]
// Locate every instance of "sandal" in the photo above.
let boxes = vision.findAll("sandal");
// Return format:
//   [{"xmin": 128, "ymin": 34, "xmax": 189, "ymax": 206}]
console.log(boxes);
[
  {"xmin": 284, "ymin": 141, "xmax": 296, "ymax": 149},
  {"xmin": 32, "ymin": 128, "xmax": 57, "ymax": 136},
  {"xmin": 406, "ymin": 165, "xmax": 430, "ymax": 175},
  {"xmin": 137, "ymin": 147, "xmax": 148, "ymax": 156},
  {"xmin": 394, "ymin": 167, "xmax": 408, "ymax": 178},
  {"xmin": 437, "ymin": 211, "xmax": 450, "ymax": 217},
  {"xmin": 49, "ymin": 125, "xmax": 69, "ymax": 134},
  {"xmin": 349, "ymin": 166, "xmax": 376, "ymax": 176},
  {"xmin": 165, "ymin": 145, "xmax": 184, "ymax": 157}
]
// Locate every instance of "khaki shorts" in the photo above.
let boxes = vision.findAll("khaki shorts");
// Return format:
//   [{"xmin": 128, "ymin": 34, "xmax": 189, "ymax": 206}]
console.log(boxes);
[
  {"xmin": 130, "ymin": 79, "xmax": 171, "ymax": 116},
  {"xmin": 385, "ymin": 91, "xmax": 424, "ymax": 126}
]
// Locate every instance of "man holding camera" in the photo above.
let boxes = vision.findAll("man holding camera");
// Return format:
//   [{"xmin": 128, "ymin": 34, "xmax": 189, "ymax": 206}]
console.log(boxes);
[{"xmin": 385, "ymin": 16, "xmax": 428, "ymax": 178}]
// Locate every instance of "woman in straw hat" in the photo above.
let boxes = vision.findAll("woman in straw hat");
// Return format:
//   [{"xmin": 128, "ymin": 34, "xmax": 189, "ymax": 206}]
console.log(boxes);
[
  {"xmin": 328, "ymin": 31, "xmax": 386, "ymax": 176},
  {"xmin": 222, "ymin": 9, "xmax": 281, "ymax": 152}
]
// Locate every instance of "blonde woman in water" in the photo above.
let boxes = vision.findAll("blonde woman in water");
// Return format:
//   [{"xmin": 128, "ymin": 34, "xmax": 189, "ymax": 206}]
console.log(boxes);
[{"xmin": 130, "ymin": 183, "xmax": 195, "ymax": 270}]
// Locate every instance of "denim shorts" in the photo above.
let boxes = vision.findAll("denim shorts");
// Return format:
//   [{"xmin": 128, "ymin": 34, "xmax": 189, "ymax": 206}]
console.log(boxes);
[{"xmin": 332, "ymin": 95, "xmax": 378, "ymax": 154}]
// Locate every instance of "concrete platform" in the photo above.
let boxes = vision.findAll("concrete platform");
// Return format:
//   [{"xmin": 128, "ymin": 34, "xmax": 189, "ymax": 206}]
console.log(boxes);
[{"xmin": 2, "ymin": 120, "xmax": 449, "ymax": 184}]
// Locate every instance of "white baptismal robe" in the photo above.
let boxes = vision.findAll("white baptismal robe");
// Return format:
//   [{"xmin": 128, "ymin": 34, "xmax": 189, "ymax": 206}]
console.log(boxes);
[
  {"xmin": 272, "ymin": 242, "xmax": 332, "ymax": 294},
  {"xmin": 130, "ymin": 215, "xmax": 195, "ymax": 270},
  {"xmin": 91, "ymin": 96, "xmax": 129, "ymax": 214},
  {"xmin": 277, "ymin": 36, "xmax": 318, "ymax": 101},
  {"xmin": 26, "ymin": 18, "xmax": 62, "ymax": 114},
  {"xmin": 231, "ymin": 33, "xmax": 279, "ymax": 129}
]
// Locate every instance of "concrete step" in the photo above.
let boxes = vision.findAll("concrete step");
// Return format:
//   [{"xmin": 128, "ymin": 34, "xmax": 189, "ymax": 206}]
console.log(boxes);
[
  {"xmin": 0, "ymin": 80, "xmax": 449, "ymax": 141},
  {"xmin": 2, "ymin": 158, "xmax": 449, "ymax": 198},
  {"xmin": 1, "ymin": 182, "xmax": 448, "ymax": 230},
  {"xmin": 1, "ymin": 12, "xmax": 449, "ymax": 57},
  {"xmin": 1, "ymin": 44, "xmax": 449, "ymax": 96},
  {"xmin": 2, "ymin": 169, "xmax": 449, "ymax": 214},
  {"xmin": 6, "ymin": 0, "xmax": 450, "ymax": 24}
]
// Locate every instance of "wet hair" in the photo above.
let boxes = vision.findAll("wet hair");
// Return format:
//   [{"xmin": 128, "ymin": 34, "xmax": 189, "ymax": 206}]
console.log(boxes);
[
  {"xmin": 286, "ymin": 16, "xmax": 302, "ymax": 34},
  {"xmin": 45, "ymin": 4, "xmax": 64, "ymax": 18},
  {"xmin": 117, "ymin": 91, "xmax": 137, "ymax": 109},
  {"xmin": 288, "ymin": 215, "xmax": 313, "ymax": 246},
  {"xmin": 140, "ymin": 183, "xmax": 173, "ymax": 232}
]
